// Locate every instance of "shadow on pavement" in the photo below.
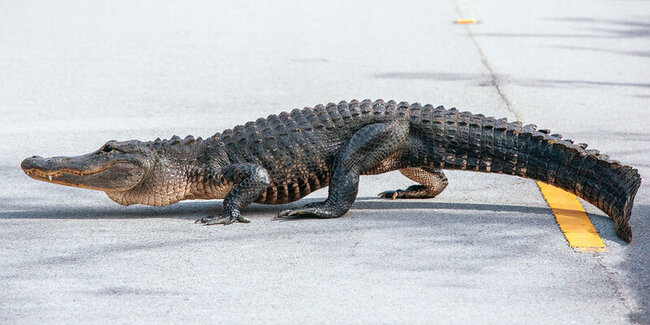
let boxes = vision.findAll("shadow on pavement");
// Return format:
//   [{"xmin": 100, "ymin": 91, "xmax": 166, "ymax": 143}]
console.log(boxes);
[
  {"xmin": 3, "ymin": 196, "xmax": 646, "ymax": 322},
  {"xmin": 1, "ymin": 200, "xmax": 565, "ymax": 274},
  {"xmin": 619, "ymin": 202, "xmax": 649, "ymax": 323},
  {"xmin": 0, "ymin": 196, "xmax": 564, "ymax": 220},
  {"xmin": 551, "ymin": 45, "xmax": 650, "ymax": 59},
  {"xmin": 374, "ymin": 70, "xmax": 650, "ymax": 89},
  {"xmin": 372, "ymin": 72, "xmax": 488, "ymax": 82},
  {"xmin": 472, "ymin": 17, "xmax": 649, "ymax": 39},
  {"xmin": 0, "ymin": 195, "xmax": 633, "ymax": 244}
]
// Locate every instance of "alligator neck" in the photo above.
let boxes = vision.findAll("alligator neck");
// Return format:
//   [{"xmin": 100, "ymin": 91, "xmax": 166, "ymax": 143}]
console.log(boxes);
[{"xmin": 106, "ymin": 136, "xmax": 229, "ymax": 206}]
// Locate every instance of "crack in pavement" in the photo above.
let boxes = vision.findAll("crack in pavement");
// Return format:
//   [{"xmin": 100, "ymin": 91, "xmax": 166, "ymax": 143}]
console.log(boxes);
[
  {"xmin": 452, "ymin": 1, "xmax": 522, "ymax": 121},
  {"xmin": 451, "ymin": 0, "xmax": 638, "ymax": 319}
]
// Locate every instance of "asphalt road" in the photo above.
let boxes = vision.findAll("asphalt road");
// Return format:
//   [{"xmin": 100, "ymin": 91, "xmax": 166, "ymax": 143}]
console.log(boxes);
[{"xmin": 1, "ymin": 0, "xmax": 648, "ymax": 323}]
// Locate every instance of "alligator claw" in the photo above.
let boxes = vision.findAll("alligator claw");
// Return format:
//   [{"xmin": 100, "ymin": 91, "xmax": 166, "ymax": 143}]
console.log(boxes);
[
  {"xmin": 195, "ymin": 214, "xmax": 250, "ymax": 225},
  {"xmin": 377, "ymin": 190, "xmax": 402, "ymax": 199},
  {"xmin": 274, "ymin": 202, "xmax": 336, "ymax": 219},
  {"xmin": 274, "ymin": 210, "xmax": 293, "ymax": 219},
  {"xmin": 275, "ymin": 208, "xmax": 318, "ymax": 219}
]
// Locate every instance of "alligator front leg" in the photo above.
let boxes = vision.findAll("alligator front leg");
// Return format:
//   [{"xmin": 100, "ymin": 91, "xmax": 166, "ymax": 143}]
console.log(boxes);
[
  {"xmin": 277, "ymin": 121, "xmax": 410, "ymax": 219},
  {"xmin": 196, "ymin": 164, "xmax": 270, "ymax": 225}
]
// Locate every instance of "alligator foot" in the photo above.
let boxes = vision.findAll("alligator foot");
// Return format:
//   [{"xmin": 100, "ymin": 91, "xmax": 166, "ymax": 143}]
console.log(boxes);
[
  {"xmin": 379, "ymin": 182, "xmax": 449, "ymax": 199},
  {"xmin": 378, "ymin": 189, "xmax": 406, "ymax": 199},
  {"xmin": 378, "ymin": 185, "xmax": 431, "ymax": 199},
  {"xmin": 379, "ymin": 168, "xmax": 449, "ymax": 199},
  {"xmin": 275, "ymin": 202, "xmax": 340, "ymax": 219},
  {"xmin": 195, "ymin": 213, "xmax": 250, "ymax": 225},
  {"xmin": 377, "ymin": 190, "xmax": 401, "ymax": 199}
]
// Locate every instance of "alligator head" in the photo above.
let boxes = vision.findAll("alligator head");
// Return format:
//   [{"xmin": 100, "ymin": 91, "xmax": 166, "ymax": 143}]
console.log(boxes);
[{"xmin": 21, "ymin": 140, "xmax": 153, "ymax": 193}]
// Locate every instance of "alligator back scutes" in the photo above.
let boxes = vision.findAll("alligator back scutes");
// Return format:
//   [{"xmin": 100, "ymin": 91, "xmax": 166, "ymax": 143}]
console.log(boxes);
[
  {"xmin": 213, "ymin": 100, "xmax": 640, "ymax": 241},
  {"xmin": 416, "ymin": 104, "xmax": 640, "ymax": 242}
]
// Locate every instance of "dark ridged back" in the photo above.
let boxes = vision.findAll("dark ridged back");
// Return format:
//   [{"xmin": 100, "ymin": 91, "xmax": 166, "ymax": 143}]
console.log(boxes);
[
  {"xmin": 406, "ymin": 102, "xmax": 641, "ymax": 242},
  {"xmin": 217, "ymin": 100, "xmax": 398, "ymax": 204},
  {"xmin": 214, "ymin": 99, "xmax": 640, "ymax": 241}
]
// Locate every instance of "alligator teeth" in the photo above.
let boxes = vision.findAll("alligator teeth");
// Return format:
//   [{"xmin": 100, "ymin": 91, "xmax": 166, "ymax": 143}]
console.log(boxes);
[{"xmin": 48, "ymin": 175, "xmax": 52, "ymax": 181}]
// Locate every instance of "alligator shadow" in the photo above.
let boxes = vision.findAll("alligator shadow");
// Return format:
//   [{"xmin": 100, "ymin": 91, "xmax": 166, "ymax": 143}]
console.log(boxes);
[
  {"xmin": 616, "ymin": 202, "xmax": 650, "ymax": 323},
  {"xmin": 0, "ymin": 196, "xmax": 566, "ymax": 219},
  {"xmin": 0, "ymin": 195, "xmax": 629, "ymax": 244},
  {"xmin": 3, "ymin": 197, "xmax": 646, "ymax": 321}
]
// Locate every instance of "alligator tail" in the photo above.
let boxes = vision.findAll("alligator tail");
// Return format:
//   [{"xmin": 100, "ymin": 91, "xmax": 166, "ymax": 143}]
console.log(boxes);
[{"xmin": 418, "ymin": 105, "xmax": 641, "ymax": 242}]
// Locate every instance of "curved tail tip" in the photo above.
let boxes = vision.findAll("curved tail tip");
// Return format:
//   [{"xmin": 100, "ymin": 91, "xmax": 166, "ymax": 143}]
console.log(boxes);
[{"xmin": 615, "ymin": 223, "xmax": 632, "ymax": 243}]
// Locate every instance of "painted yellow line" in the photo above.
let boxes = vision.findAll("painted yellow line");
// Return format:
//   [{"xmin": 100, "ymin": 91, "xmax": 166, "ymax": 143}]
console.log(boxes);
[
  {"xmin": 455, "ymin": 18, "xmax": 477, "ymax": 24},
  {"xmin": 536, "ymin": 182, "xmax": 606, "ymax": 252}
]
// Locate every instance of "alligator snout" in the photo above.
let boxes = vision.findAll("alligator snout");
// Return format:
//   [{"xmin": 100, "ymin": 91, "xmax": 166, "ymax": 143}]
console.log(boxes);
[
  {"xmin": 21, "ymin": 156, "xmax": 48, "ymax": 171},
  {"xmin": 21, "ymin": 156, "xmax": 74, "ymax": 175},
  {"xmin": 22, "ymin": 156, "xmax": 77, "ymax": 172},
  {"xmin": 21, "ymin": 147, "xmax": 148, "ymax": 192}
]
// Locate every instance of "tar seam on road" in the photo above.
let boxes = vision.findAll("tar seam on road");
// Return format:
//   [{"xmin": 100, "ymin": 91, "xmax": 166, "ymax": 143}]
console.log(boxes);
[
  {"xmin": 452, "ymin": 0, "xmax": 606, "ymax": 250},
  {"xmin": 452, "ymin": 1, "xmax": 521, "ymax": 121},
  {"xmin": 537, "ymin": 182, "xmax": 606, "ymax": 251}
]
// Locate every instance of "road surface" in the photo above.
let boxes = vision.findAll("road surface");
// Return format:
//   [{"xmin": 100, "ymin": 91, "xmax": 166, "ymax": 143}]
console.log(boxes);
[{"xmin": 1, "ymin": 0, "xmax": 648, "ymax": 323}]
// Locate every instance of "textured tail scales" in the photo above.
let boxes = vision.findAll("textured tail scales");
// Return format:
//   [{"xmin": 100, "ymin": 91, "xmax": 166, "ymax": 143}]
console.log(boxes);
[
  {"xmin": 514, "ymin": 123, "xmax": 641, "ymax": 242},
  {"xmin": 429, "ymin": 105, "xmax": 642, "ymax": 242},
  {"xmin": 611, "ymin": 165, "xmax": 641, "ymax": 242}
]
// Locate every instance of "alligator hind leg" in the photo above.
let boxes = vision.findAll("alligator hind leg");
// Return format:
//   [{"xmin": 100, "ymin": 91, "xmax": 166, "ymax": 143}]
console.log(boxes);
[
  {"xmin": 378, "ymin": 167, "xmax": 448, "ymax": 199},
  {"xmin": 276, "ymin": 121, "xmax": 410, "ymax": 219}
]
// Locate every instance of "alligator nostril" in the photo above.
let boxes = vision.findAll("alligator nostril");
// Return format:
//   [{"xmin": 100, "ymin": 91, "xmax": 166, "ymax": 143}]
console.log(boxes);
[
  {"xmin": 21, "ymin": 156, "xmax": 45, "ymax": 170},
  {"xmin": 21, "ymin": 158, "xmax": 35, "ymax": 170}
]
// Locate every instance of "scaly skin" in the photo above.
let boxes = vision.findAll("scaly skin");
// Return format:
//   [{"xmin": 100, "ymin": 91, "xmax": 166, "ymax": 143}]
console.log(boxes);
[{"xmin": 21, "ymin": 100, "xmax": 642, "ymax": 242}]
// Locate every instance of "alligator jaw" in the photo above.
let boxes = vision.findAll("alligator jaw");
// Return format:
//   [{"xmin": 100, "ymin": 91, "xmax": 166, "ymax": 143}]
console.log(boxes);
[
  {"xmin": 21, "ymin": 151, "xmax": 147, "ymax": 192},
  {"xmin": 22, "ymin": 156, "xmax": 111, "ymax": 189}
]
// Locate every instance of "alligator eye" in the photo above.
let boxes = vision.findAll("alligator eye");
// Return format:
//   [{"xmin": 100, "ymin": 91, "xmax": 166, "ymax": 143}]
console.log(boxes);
[{"xmin": 102, "ymin": 145, "xmax": 114, "ymax": 153}]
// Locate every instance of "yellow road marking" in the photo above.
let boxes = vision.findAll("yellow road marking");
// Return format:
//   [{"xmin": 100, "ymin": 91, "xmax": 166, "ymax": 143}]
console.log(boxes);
[
  {"xmin": 536, "ymin": 182, "xmax": 606, "ymax": 252},
  {"xmin": 455, "ymin": 18, "xmax": 478, "ymax": 24}
]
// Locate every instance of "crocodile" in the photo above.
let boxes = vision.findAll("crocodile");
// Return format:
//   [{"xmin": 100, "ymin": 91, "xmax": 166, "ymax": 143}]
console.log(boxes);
[{"xmin": 21, "ymin": 99, "xmax": 641, "ymax": 242}]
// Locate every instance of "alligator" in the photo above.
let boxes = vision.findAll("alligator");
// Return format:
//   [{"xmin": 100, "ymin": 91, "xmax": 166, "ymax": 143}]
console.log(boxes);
[{"xmin": 21, "ymin": 99, "xmax": 641, "ymax": 242}]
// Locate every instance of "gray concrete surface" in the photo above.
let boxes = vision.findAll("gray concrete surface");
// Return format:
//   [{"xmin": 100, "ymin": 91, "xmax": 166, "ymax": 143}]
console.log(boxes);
[{"xmin": 1, "ymin": 0, "xmax": 648, "ymax": 323}]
